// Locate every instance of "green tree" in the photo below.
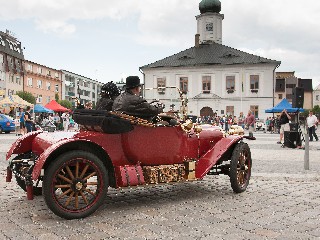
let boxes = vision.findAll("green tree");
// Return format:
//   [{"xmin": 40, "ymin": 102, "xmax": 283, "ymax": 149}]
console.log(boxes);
[
  {"xmin": 55, "ymin": 93, "xmax": 59, "ymax": 101},
  {"xmin": 58, "ymin": 100, "xmax": 72, "ymax": 109},
  {"xmin": 16, "ymin": 91, "xmax": 36, "ymax": 104},
  {"xmin": 312, "ymin": 105, "xmax": 320, "ymax": 113}
]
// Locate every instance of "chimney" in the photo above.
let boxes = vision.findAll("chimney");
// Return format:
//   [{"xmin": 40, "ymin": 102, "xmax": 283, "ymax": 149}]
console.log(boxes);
[{"xmin": 195, "ymin": 34, "xmax": 200, "ymax": 48}]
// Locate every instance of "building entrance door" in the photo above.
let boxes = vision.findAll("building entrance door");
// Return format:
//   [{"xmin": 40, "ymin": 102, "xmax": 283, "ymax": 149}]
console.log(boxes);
[{"xmin": 200, "ymin": 107, "xmax": 214, "ymax": 117}]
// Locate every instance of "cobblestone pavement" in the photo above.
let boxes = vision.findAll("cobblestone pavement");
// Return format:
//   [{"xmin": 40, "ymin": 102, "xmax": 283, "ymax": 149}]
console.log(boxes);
[{"xmin": 0, "ymin": 130, "xmax": 319, "ymax": 240}]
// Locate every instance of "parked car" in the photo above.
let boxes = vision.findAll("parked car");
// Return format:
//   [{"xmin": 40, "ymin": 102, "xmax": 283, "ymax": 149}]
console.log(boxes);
[
  {"xmin": 5, "ymin": 93, "xmax": 254, "ymax": 220},
  {"xmin": 0, "ymin": 114, "xmax": 15, "ymax": 133},
  {"xmin": 255, "ymin": 119, "xmax": 266, "ymax": 131}
]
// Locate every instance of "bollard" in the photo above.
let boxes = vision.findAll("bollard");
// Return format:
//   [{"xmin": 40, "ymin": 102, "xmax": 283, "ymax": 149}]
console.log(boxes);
[{"xmin": 304, "ymin": 132, "xmax": 309, "ymax": 170}]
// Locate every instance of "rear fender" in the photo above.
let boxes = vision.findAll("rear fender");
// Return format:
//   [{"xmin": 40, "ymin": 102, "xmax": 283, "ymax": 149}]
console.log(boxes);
[
  {"xmin": 6, "ymin": 131, "xmax": 42, "ymax": 160},
  {"xmin": 196, "ymin": 135, "xmax": 243, "ymax": 179}
]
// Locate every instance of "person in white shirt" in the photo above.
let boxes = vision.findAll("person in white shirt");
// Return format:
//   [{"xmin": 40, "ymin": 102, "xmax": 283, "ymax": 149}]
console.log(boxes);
[
  {"xmin": 61, "ymin": 111, "xmax": 70, "ymax": 131},
  {"xmin": 306, "ymin": 111, "xmax": 318, "ymax": 141}
]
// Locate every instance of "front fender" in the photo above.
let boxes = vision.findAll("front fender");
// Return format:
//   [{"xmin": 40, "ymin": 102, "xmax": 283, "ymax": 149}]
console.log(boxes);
[
  {"xmin": 196, "ymin": 135, "xmax": 243, "ymax": 179},
  {"xmin": 6, "ymin": 131, "xmax": 43, "ymax": 160},
  {"xmin": 32, "ymin": 138, "xmax": 90, "ymax": 180}
]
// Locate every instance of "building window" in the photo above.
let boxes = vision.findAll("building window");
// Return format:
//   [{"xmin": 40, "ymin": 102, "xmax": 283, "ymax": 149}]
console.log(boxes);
[
  {"xmin": 47, "ymin": 70, "xmax": 51, "ymax": 76},
  {"xmin": 226, "ymin": 106, "xmax": 234, "ymax": 116},
  {"xmin": 27, "ymin": 77, "xmax": 33, "ymax": 87},
  {"xmin": 202, "ymin": 76, "xmax": 211, "ymax": 94},
  {"xmin": 0, "ymin": 54, "xmax": 3, "ymax": 65},
  {"xmin": 38, "ymin": 67, "xmax": 42, "ymax": 74},
  {"xmin": 37, "ymin": 95, "xmax": 42, "ymax": 103},
  {"xmin": 46, "ymin": 96, "xmax": 51, "ymax": 103},
  {"xmin": 55, "ymin": 72, "xmax": 59, "ymax": 78},
  {"xmin": 10, "ymin": 75, "xmax": 14, "ymax": 83},
  {"xmin": 157, "ymin": 77, "xmax": 166, "ymax": 94},
  {"xmin": 92, "ymin": 84, "xmax": 96, "ymax": 90},
  {"xmin": 27, "ymin": 64, "xmax": 32, "ymax": 71},
  {"xmin": 16, "ymin": 76, "xmax": 20, "ymax": 84},
  {"xmin": 84, "ymin": 81, "xmax": 89, "ymax": 88},
  {"xmin": 250, "ymin": 105, "xmax": 259, "ymax": 118},
  {"xmin": 226, "ymin": 76, "xmax": 235, "ymax": 91},
  {"xmin": 46, "ymin": 82, "xmax": 51, "ymax": 90},
  {"xmin": 278, "ymin": 94, "xmax": 283, "ymax": 99},
  {"xmin": 0, "ymin": 70, "xmax": 4, "ymax": 81},
  {"xmin": 37, "ymin": 80, "xmax": 42, "ymax": 89},
  {"xmin": 55, "ymin": 84, "xmax": 59, "ymax": 92},
  {"xmin": 179, "ymin": 77, "xmax": 188, "ymax": 94},
  {"xmin": 92, "ymin": 92, "xmax": 95, "ymax": 98},
  {"xmin": 316, "ymin": 95, "xmax": 319, "ymax": 101},
  {"xmin": 250, "ymin": 75, "xmax": 259, "ymax": 90}
]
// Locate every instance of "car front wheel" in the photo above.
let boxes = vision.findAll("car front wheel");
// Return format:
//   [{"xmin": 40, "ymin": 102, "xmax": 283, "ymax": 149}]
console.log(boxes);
[
  {"xmin": 43, "ymin": 150, "xmax": 108, "ymax": 219},
  {"xmin": 229, "ymin": 142, "xmax": 252, "ymax": 193}
]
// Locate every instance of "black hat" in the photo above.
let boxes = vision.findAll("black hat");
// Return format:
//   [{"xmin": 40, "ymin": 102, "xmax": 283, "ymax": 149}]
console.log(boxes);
[{"xmin": 125, "ymin": 76, "xmax": 141, "ymax": 89}]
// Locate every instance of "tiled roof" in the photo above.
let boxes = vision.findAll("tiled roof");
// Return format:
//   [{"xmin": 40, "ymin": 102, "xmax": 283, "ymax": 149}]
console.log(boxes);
[{"xmin": 140, "ymin": 43, "xmax": 280, "ymax": 69}]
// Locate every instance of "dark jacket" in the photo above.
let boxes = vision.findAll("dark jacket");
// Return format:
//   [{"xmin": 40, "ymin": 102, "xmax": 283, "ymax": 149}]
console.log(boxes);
[
  {"xmin": 96, "ymin": 98, "xmax": 114, "ymax": 111},
  {"xmin": 112, "ymin": 91, "xmax": 163, "ymax": 119}
]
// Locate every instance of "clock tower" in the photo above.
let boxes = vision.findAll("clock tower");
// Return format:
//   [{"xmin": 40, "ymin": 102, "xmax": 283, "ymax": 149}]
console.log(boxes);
[{"xmin": 196, "ymin": 0, "xmax": 224, "ymax": 44}]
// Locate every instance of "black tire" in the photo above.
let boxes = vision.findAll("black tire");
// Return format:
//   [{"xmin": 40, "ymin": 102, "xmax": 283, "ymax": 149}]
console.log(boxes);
[
  {"xmin": 15, "ymin": 176, "xmax": 43, "ymax": 196},
  {"xmin": 5, "ymin": 131, "xmax": 10, "ymax": 134},
  {"xmin": 229, "ymin": 142, "xmax": 252, "ymax": 193},
  {"xmin": 0, "ymin": 127, "xmax": 2, "ymax": 133},
  {"xmin": 43, "ymin": 150, "xmax": 108, "ymax": 219}
]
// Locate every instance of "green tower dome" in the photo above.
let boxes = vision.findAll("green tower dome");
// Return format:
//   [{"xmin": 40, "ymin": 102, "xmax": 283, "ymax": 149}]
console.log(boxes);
[{"xmin": 199, "ymin": 0, "xmax": 221, "ymax": 14}]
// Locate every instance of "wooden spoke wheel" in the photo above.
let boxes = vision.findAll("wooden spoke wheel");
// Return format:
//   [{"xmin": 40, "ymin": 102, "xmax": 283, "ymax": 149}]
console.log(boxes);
[
  {"xmin": 229, "ymin": 142, "xmax": 252, "ymax": 193},
  {"xmin": 43, "ymin": 151, "xmax": 108, "ymax": 219}
]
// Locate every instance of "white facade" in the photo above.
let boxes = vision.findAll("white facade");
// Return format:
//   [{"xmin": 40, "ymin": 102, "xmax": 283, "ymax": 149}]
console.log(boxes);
[
  {"xmin": 143, "ymin": 64, "xmax": 277, "ymax": 120},
  {"xmin": 62, "ymin": 70, "xmax": 103, "ymax": 107}
]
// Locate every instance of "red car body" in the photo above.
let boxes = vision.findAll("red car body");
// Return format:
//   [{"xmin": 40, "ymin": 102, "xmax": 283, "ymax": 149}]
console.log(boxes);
[{"xmin": 5, "ymin": 110, "xmax": 252, "ymax": 219}]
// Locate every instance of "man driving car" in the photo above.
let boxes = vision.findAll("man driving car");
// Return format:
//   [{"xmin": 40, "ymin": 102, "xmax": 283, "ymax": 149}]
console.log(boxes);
[{"xmin": 112, "ymin": 76, "xmax": 164, "ymax": 120}]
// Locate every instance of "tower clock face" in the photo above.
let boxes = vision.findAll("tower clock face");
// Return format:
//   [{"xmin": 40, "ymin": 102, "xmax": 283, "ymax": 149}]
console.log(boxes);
[{"xmin": 206, "ymin": 23, "xmax": 213, "ymax": 32}]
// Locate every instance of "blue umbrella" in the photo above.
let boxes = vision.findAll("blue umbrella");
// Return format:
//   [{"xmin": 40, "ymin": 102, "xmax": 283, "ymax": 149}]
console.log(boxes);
[{"xmin": 34, "ymin": 104, "xmax": 54, "ymax": 113}]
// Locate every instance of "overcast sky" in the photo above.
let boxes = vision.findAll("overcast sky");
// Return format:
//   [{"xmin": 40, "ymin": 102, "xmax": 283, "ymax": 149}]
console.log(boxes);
[{"xmin": 1, "ymin": 0, "xmax": 319, "ymax": 88}]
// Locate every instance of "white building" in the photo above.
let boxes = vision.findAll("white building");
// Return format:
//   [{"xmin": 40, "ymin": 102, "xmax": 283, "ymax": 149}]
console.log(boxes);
[
  {"xmin": 62, "ymin": 70, "xmax": 103, "ymax": 108},
  {"xmin": 140, "ymin": 0, "xmax": 281, "ymax": 120}
]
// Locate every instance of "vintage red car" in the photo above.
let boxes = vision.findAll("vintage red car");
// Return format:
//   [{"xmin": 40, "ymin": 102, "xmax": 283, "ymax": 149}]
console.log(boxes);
[{"xmin": 5, "ymin": 109, "xmax": 252, "ymax": 219}]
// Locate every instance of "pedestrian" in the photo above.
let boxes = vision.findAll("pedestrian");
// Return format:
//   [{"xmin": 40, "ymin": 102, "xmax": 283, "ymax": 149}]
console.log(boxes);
[
  {"xmin": 18, "ymin": 107, "xmax": 26, "ymax": 135},
  {"xmin": 113, "ymin": 76, "xmax": 164, "ymax": 119},
  {"xmin": 277, "ymin": 109, "xmax": 291, "ymax": 144},
  {"xmin": 24, "ymin": 106, "xmax": 33, "ymax": 133},
  {"xmin": 244, "ymin": 110, "xmax": 255, "ymax": 138},
  {"xmin": 96, "ymin": 81, "xmax": 120, "ymax": 111},
  {"xmin": 238, "ymin": 112, "xmax": 245, "ymax": 129},
  {"xmin": 61, "ymin": 110, "xmax": 70, "ymax": 131},
  {"xmin": 306, "ymin": 111, "xmax": 318, "ymax": 141}
]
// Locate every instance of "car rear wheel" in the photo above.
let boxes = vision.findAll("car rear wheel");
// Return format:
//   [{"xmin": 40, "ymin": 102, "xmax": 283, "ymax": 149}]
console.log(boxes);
[
  {"xmin": 43, "ymin": 150, "xmax": 108, "ymax": 219},
  {"xmin": 0, "ymin": 126, "xmax": 2, "ymax": 133},
  {"xmin": 229, "ymin": 142, "xmax": 252, "ymax": 193}
]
